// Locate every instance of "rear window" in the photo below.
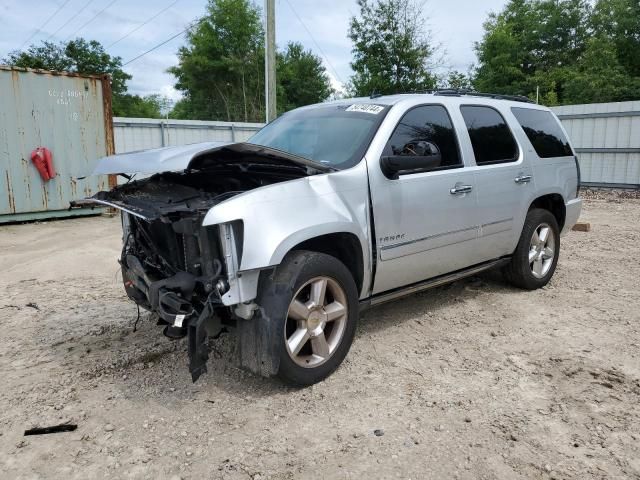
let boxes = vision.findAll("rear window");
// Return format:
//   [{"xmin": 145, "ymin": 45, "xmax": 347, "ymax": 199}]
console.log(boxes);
[
  {"xmin": 511, "ymin": 108, "xmax": 573, "ymax": 158},
  {"xmin": 460, "ymin": 106, "xmax": 518, "ymax": 165}
]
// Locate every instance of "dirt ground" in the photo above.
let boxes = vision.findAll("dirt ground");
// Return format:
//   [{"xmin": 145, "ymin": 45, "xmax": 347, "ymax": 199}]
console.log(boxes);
[{"xmin": 1, "ymin": 193, "xmax": 639, "ymax": 480}]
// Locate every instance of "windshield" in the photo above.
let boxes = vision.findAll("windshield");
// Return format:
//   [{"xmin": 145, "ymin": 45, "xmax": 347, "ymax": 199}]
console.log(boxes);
[{"xmin": 248, "ymin": 103, "xmax": 390, "ymax": 170}]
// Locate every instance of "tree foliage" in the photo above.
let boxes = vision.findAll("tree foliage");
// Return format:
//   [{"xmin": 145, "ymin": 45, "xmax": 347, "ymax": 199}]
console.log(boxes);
[
  {"xmin": 276, "ymin": 42, "xmax": 333, "ymax": 114},
  {"xmin": 114, "ymin": 94, "xmax": 167, "ymax": 119},
  {"xmin": 168, "ymin": 0, "xmax": 264, "ymax": 122},
  {"xmin": 168, "ymin": 0, "xmax": 332, "ymax": 121},
  {"xmin": 441, "ymin": 71, "xmax": 473, "ymax": 90},
  {"xmin": 473, "ymin": 0, "xmax": 640, "ymax": 105},
  {"xmin": 348, "ymin": 0, "xmax": 438, "ymax": 96},
  {"xmin": 3, "ymin": 39, "xmax": 165, "ymax": 117}
]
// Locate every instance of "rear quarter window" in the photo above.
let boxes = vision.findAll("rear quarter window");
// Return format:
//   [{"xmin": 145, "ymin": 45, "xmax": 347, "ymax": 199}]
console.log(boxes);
[{"xmin": 511, "ymin": 107, "xmax": 573, "ymax": 158}]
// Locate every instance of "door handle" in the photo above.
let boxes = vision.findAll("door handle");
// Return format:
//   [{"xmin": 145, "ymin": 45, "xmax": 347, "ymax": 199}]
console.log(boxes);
[
  {"xmin": 514, "ymin": 174, "xmax": 532, "ymax": 184},
  {"xmin": 450, "ymin": 184, "xmax": 473, "ymax": 195}
]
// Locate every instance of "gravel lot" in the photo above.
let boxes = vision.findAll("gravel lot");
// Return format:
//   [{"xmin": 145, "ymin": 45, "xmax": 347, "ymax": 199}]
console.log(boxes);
[{"xmin": 1, "ymin": 194, "xmax": 639, "ymax": 480}]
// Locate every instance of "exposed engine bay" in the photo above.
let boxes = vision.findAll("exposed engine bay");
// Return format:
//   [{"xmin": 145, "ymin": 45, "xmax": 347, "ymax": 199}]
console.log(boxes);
[{"xmin": 72, "ymin": 145, "xmax": 325, "ymax": 380}]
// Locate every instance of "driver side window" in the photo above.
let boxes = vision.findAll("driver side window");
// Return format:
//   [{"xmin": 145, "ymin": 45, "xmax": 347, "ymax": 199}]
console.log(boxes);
[{"xmin": 384, "ymin": 105, "xmax": 462, "ymax": 169}]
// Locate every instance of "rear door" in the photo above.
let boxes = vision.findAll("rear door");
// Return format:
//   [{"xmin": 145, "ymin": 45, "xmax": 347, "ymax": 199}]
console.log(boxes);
[
  {"xmin": 460, "ymin": 105, "xmax": 534, "ymax": 262},
  {"xmin": 367, "ymin": 104, "xmax": 480, "ymax": 294}
]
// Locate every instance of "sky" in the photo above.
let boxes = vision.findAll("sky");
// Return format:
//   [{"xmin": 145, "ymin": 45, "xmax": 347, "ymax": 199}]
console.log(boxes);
[{"xmin": 0, "ymin": 0, "xmax": 508, "ymax": 103}]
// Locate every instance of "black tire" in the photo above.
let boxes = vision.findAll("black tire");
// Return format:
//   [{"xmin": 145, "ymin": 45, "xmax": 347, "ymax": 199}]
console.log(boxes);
[
  {"xmin": 504, "ymin": 208, "xmax": 560, "ymax": 290},
  {"xmin": 236, "ymin": 250, "xmax": 359, "ymax": 386}
]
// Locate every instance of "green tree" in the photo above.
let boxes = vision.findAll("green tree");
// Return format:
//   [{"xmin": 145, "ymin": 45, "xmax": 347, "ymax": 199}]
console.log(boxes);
[
  {"xmin": 276, "ymin": 42, "xmax": 333, "ymax": 114},
  {"xmin": 169, "ymin": 1, "xmax": 333, "ymax": 121},
  {"xmin": 348, "ymin": 0, "xmax": 438, "ymax": 96},
  {"xmin": 441, "ymin": 71, "xmax": 473, "ymax": 90},
  {"xmin": 591, "ymin": 0, "xmax": 640, "ymax": 78},
  {"xmin": 2, "ymin": 39, "xmax": 160, "ymax": 116},
  {"xmin": 4, "ymin": 41, "xmax": 71, "ymax": 71},
  {"xmin": 113, "ymin": 94, "xmax": 170, "ymax": 118},
  {"xmin": 563, "ymin": 36, "xmax": 640, "ymax": 104},
  {"xmin": 168, "ymin": 0, "xmax": 265, "ymax": 122},
  {"xmin": 473, "ymin": 0, "xmax": 592, "ymax": 103}
]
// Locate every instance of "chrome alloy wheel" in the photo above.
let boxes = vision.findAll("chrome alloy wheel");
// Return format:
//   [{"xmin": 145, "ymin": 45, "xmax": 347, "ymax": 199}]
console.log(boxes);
[
  {"xmin": 284, "ymin": 276, "xmax": 348, "ymax": 368},
  {"xmin": 529, "ymin": 222, "xmax": 556, "ymax": 278}
]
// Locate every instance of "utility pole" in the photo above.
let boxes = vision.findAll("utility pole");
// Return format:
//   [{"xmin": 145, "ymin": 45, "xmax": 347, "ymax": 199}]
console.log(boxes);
[{"xmin": 265, "ymin": 0, "xmax": 276, "ymax": 122}]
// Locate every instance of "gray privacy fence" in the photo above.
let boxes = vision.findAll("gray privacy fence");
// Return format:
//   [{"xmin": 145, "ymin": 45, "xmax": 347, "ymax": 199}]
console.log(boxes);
[
  {"xmin": 551, "ymin": 101, "xmax": 640, "ymax": 188},
  {"xmin": 114, "ymin": 101, "xmax": 640, "ymax": 188},
  {"xmin": 113, "ymin": 118, "xmax": 264, "ymax": 154}
]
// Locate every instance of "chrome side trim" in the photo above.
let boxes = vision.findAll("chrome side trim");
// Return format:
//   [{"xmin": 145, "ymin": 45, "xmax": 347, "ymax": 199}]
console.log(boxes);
[
  {"xmin": 481, "ymin": 217, "xmax": 513, "ymax": 228},
  {"xmin": 380, "ymin": 225, "xmax": 479, "ymax": 251},
  {"xmin": 362, "ymin": 258, "xmax": 509, "ymax": 308},
  {"xmin": 381, "ymin": 218, "xmax": 513, "ymax": 252}
]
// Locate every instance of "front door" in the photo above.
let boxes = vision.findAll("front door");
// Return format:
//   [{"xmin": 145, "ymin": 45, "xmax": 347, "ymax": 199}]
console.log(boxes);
[{"xmin": 367, "ymin": 104, "xmax": 480, "ymax": 294}]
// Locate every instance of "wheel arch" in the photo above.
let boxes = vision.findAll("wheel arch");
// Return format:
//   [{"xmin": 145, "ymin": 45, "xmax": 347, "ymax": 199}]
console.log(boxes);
[
  {"xmin": 288, "ymin": 232, "xmax": 365, "ymax": 296},
  {"xmin": 528, "ymin": 193, "xmax": 566, "ymax": 231}
]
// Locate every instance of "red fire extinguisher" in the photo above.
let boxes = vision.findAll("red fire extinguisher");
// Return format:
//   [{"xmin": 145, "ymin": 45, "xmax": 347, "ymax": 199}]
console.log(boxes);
[{"xmin": 30, "ymin": 147, "xmax": 56, "ymax": 181}]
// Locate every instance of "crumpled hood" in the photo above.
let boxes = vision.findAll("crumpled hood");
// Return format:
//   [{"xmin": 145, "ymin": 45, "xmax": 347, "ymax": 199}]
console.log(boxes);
[{"xmin": 92, "ymin": 141, "xmax": 334, "ymax": 175}]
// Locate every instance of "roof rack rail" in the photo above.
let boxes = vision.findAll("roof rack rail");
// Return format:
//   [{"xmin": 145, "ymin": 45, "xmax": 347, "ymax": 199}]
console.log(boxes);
[{"xmin": 417, "ymin": 88, "xmax": 535, "ymax": 104}]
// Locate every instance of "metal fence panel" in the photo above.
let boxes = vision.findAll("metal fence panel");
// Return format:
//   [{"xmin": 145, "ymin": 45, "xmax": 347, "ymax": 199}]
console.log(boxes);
[
  {"xmin": 552, "ymin": 101, "xmax": 640, "ymax": 186},
  {"xmin": 0, "ymin": 67, "xmax": 113, "ymax": 222},
  {"xmin": 113, "ymin": 118, "xmax": 264, "ymax": 153}
]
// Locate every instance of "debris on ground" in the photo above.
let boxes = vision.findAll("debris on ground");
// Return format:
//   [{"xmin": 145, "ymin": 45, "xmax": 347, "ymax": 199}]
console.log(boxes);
[
  {"xmin": 24, "ymin": 424, "xmax": 77, "ymax": 436},
  {"xmin": 572, "ymin": 221, "xmax": 591, "ymax": 232}
]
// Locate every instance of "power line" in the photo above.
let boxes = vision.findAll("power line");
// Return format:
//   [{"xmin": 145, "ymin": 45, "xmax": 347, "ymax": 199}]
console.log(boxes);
[
  {"xmin": 122, "ymin": 18, "xmax": 201, "ymax": 67},
  {"xmin": 19, "ymin": 0, "xmax": 75, "ymax": 49},
  {"xmin": 48, "ymin": 0, "xmax": 99, "ymax": 41},
  {"xmin": 282, "ymin": 0, "xmax": 345, "ymax": 85},
  {"xmin": 64, "ymin": 0, "xmax": 119, "ymax": 41},
  {"xmin": 107, "ymin": 0, "xmax": 179, "ymax": 48}
]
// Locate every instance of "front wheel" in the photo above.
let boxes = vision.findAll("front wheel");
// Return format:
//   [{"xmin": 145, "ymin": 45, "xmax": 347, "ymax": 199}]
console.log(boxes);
[
  {"xmin": 238, "ymin": 250, "xmax": 359, "ymax": 386},
  {"xmin": 504, "ymin": 208, "xmax": 560, "ymax": 290}
]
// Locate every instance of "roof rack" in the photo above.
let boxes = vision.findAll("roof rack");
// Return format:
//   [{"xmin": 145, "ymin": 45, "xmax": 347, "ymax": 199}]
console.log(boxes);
[{"xmin": 422, "ymin": 88, "xmax": 535, "ymax": 104}]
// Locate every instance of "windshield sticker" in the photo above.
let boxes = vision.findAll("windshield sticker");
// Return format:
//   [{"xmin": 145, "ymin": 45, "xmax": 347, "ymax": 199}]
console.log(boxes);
[{"xmin": 346, "ymin": 104, "xmax": 385, "ymax": 114}]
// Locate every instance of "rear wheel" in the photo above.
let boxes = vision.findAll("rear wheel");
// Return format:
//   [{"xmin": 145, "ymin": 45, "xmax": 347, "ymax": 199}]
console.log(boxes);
[{"xmin": 504, "ymin": 208, "xmax": 560, "ymax": 290}]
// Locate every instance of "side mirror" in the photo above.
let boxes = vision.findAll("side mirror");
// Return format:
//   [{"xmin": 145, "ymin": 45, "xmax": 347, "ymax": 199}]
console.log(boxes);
[{"xmin": 380, "ymin": 141, "xmax": 442, "ymax": 179}]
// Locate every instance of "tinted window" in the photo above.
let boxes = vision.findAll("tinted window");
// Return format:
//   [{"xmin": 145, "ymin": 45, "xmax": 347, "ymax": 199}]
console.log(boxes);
[
  {"xmin": 249, "ymin": 103, "xmax": 389, "ymax": 169},
  {"xmin": 460, "ymin": 106, "xmax": 518, "ymax": 165},
  {"xmin": 511, "ymin": 107, "xmax": 573, "ymax": 158},
  {"xmin": 384, "ymin": 105, "xmax": 461, "ymax": 169}
]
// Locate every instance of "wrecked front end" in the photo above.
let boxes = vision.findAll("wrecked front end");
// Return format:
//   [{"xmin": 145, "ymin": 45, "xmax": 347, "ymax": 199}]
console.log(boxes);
[{"xmin": 72, "ymin": 143, "xmax": 330, "ymax": 380}]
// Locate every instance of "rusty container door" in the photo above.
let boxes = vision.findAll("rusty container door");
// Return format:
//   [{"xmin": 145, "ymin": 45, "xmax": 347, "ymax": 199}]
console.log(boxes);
[{"xmin": 0, "ymin": 67, "xmax": 114, "ymax": 222}]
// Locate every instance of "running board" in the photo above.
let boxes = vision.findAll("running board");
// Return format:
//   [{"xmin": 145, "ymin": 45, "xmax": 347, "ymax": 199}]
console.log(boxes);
[{"xmin": 360, "ymin": 257, "xmax": 510, "ymax": 310}]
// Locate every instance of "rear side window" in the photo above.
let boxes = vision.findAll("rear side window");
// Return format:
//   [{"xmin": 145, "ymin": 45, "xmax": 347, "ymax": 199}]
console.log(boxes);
[
  {"xmin": 511, "ymin": 107, "xmax": 573, "ymax": 158},
  {"xmin": 384, "ymin": 105, "xmax": 462, "ymax": 169},
  {"xmin": 460, "ymin": 106, "xmax": 518, "ymax": 165}
]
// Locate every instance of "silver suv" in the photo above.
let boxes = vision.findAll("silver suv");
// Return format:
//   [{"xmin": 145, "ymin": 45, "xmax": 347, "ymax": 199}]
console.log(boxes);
[{"xmin": 77, "ymin": 91, "xmax": 582, "ymax": 385}]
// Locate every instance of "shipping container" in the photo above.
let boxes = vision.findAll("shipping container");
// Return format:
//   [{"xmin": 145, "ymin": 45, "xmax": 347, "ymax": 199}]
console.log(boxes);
[{"xmin": 0, "ymin": 66, "xmax": 115, "ymax": 223}]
